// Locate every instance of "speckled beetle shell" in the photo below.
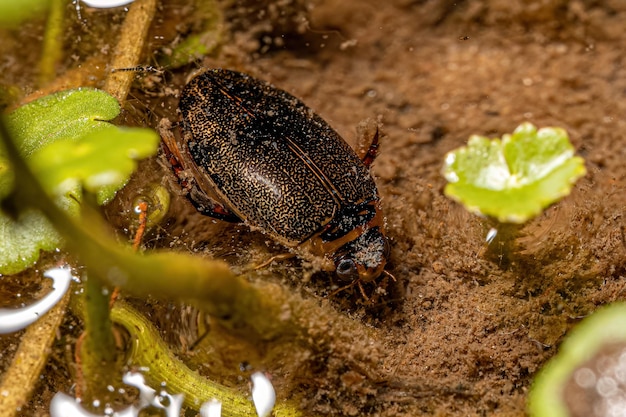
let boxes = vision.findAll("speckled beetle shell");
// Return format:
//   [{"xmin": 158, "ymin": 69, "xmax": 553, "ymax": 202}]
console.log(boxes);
[{"xmin": 162, "ymin": 69, "xmax": 389, "ymax": 282}]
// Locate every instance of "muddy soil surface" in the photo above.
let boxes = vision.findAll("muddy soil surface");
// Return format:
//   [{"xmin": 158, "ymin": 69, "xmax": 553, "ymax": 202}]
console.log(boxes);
[
  {"xmin": 202, "ymin": 1, "xmax": 626, "ymax": 414},
  {"xmin": 2, "ymin": 1, "xmax": 626, "ymax": 416}
]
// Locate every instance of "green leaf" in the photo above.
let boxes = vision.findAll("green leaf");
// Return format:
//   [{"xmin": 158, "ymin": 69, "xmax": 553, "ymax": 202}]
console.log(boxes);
[
  {"xmin": 30, "ymin": 127, "xmax": 160, "ymax": 205},
  {"xmin": 0, "ymin": 209, "xmax": 64, "ymax": 275},
  {"xmin": 4, "ymin": 88, "xmax": 120, "ymax": 158},
  {"xmin": 0, "ymin": 89, "xmax": 159, "ymax": 274},
  {"xmin": 442, "ymin": 122, "xmax": 586, "ymax": 224}
]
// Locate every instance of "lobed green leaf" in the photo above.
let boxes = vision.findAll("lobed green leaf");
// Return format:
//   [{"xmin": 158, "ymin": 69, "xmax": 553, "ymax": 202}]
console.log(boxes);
[
  {"xmin": 0, "ymin": 89, "xmax": 159, "ymax": 274},
  {"xmin": 442, "ymin": 122, "xmax": 586, "ymax": 223},
  {"xmin": 29, "ymin": 127, "xmax": 159, "ymax": 205}
]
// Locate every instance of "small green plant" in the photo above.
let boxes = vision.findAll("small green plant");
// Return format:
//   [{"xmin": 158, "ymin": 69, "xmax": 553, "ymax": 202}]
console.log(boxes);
[
  {"xmin": 528, "ymin": 303, "xmax": 626, "ymax": 417},
  {"xmin": 442, "ymin": 122, "xmax": 586, "ymax": 261},
  {"xmin": 443, "ymin": 122, "xmax": 586, "ymax": 224},
  {"xmin": 0, "ymin": 88, "xmax": 159, "ymax": 274}
]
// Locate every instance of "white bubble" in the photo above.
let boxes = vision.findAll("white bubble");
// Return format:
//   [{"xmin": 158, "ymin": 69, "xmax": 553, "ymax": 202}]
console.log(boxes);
[
  {"xmin": 251, "ymin": 372, "xmax": 275, "ymax": 417},
  {"xmin": 80, "ymin": 0, "xmax": 135, "ymax": 8},
  {"xmin": 0, "ymin": 265, "xmax": 73, "ymax": 334}
]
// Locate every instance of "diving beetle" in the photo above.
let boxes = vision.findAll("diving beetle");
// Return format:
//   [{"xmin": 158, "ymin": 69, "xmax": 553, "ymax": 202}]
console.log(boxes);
[{"xmin": 160, "ymin": 69, "xmax": 390, "ymax": 287}]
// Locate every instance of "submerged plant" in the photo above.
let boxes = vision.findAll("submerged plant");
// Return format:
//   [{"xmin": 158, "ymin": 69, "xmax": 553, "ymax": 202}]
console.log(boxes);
[
  {"xmin": 0, "ymin": 1, "xmax": 280, "ymax": 415},
  {"xmin": 0, "ymin": 88, "xmax": 159, "ymax": 274},
  {"xmin": 443, "ymin": 122, "xmax": 586, "ymax": 224},
  {"xmin": 442, "ymin": 122, "xmax": 586, "ymax": 260},
  {"xmin": 0, "ymin": 106, "xmax": 309, "ymax": 417}
]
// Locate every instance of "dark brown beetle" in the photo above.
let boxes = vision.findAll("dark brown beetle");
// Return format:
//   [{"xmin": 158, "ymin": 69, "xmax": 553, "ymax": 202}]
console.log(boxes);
[{"xmin": 161, "ymin": 69, "xmax": 389, "ymax": 285}]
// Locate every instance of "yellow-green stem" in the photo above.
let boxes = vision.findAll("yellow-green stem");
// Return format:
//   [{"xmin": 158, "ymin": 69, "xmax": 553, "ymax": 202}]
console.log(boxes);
[
  {"xmin": 484, "ymin": 221, "xmax": 523, "ymax": 267},
  {"xmin": 80, "ymin": 272, "xmax": 117, "ymax": 401},
  {"xmin": 111, "ymin": 301, "xmax": 305, "ymax": 417},
  {"xmin": 38, "ymin": 0, "xmax": 64, "ymax": 86}
]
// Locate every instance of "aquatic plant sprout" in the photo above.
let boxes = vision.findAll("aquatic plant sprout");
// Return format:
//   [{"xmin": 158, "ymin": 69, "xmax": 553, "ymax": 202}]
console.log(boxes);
[
  {"xmin": 442, "ymin": 122, "xmax": 586, "ymax": 224},
  {"xmin": 50, "ymin": 371, "xmax": 275, "ymax": 417},
  {"xmin": 0, "ymin": 88, "xmax": 159, "ymax": 274},
  {"xmin": 0, "ymin": 265, "xmax": 73, "ymax": 334}
]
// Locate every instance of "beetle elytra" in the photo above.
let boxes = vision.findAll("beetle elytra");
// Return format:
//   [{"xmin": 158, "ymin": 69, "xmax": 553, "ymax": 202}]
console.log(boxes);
[{"xmin": 161, "ymin": 69, "xmax": 390, "ymax": 286}]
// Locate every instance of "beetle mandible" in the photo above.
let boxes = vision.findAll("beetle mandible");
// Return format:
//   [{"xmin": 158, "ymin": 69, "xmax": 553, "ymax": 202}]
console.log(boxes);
[{"xmin": 161, "ymin": 69, "xmax": 390, "ymax": 285}]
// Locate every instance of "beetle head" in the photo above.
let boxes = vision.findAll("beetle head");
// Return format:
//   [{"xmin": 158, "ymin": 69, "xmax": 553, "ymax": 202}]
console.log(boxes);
[{"xmin": 334, "ymin": 227, "xmax": 389, "ymax": 282}]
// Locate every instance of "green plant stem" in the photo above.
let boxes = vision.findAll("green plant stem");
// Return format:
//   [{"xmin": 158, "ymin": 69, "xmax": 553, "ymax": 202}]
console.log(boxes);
[
  {"xmin": 104, "ymin": 0, "xmax": 157, "ymax": 104},
  {"xmin": 80, "ymin": 273, "xmax": 117, "ymax": 401},
  {"xmin": 0, "ymin": 287, "xmax": 70, "ymax": 417},
  {"xmin": 111, "ymin": 302, "xmax": 305, "ymax": 417},
  {"xmin": 38, "ymin": 0, "xmax": 64, "ymax": 86}
]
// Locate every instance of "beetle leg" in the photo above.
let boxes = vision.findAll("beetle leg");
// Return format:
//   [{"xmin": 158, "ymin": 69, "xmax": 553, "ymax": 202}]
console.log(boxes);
[
  {"xmin": 329, "ymin": 279, "xmax": 370, "ymax": 301},
  {"xmin": 356, "ymin": 280, "xmax": 370, "ymax": 300},
  {"xmin": 159, "ymin": 118, "xmax": 182, "ymax": 165},
  {"xmin": 252, "ymin": 253, "xmax": 296, "ymax": 271},
  {"xmin": 382, "ymin": 269, "xmax": 397, "ymax": 282},
  {"xmin": 355, "ymin": 118, "xmax": 381, "ymax": 167},
  {"xmin": 190, "ymin": 196, "xmax": 241, "ymax": 222},
  {"xmin": 360, "ymin": 127, "xmax": 380, "ymax": 168}
]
